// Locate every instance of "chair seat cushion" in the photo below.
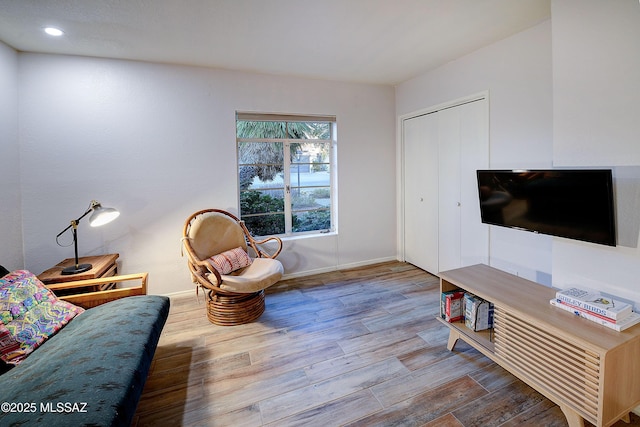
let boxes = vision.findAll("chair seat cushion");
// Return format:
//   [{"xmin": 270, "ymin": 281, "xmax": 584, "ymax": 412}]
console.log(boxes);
[{"xmin": 214, "ymin": 258, "xmax": 284, "ymax": 293}]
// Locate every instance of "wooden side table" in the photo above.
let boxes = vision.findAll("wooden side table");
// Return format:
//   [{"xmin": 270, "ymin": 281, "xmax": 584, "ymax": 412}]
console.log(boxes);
[{"xmin": 39, "ymin": 254, "xmax": 119, "ymax": 294}]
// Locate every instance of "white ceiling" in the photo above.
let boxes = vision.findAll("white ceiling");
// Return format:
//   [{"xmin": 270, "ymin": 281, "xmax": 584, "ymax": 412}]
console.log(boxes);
[{"xmin": 0, "ymin": 0, "xmax": 550, "ymax": 85}]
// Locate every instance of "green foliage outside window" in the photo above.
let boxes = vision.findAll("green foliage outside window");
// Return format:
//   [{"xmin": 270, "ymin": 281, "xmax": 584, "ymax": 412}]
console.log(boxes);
[
  {"xmin": 292, "ymin": 210, "xmax": 331, "ymax": 233},
  {"xmin": 240, "ymin": 190, "xmax": 285, "ymax": 236}
]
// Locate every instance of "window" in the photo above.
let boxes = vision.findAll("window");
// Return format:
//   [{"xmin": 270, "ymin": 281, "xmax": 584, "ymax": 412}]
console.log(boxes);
[{"xmin": 237, "ymin": 112, "xmax": 336, "ymax": 237}]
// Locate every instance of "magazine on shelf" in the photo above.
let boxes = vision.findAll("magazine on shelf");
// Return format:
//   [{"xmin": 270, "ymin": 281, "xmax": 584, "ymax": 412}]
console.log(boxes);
[
  {"xmin": 550, "ymin": 298, "xmax": 640, "ymax": 332},
  {"xmin": 555, "ymin": 287, "xmax": 632, "ymax": 320}
]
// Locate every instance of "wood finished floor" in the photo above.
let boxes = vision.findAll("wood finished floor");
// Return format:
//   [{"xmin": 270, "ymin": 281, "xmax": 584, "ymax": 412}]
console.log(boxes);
[{"xmin": 133, "ymin": 262, "xmax": 640, "ymax": 427}]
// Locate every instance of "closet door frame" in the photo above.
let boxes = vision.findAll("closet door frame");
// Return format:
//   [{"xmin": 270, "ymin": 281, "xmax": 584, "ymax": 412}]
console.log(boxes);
[{"xmin": 397, "ymin": 91, "xmax": 490, "ymax": 271}]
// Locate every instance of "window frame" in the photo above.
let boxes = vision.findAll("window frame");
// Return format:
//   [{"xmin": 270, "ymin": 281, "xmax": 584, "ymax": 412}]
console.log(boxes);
[{"xmin": 236, "ymin": 112, "xmax": 337, "ymax": 238}]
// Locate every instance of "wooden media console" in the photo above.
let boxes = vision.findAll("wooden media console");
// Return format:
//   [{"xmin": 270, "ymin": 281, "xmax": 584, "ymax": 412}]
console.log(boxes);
[{"xmin": 438, "ymin": 264, "xmax": 640, "ymax": 427}]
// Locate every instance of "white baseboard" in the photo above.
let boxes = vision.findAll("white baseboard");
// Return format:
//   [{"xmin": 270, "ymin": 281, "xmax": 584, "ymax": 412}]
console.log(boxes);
[
  {"xmin": 163, "ymin": 288, "xmax": 198, "ymax": 298},
  {"xmin": 281, "ymin": 256, "xmax": 399, "ymax": 280}
]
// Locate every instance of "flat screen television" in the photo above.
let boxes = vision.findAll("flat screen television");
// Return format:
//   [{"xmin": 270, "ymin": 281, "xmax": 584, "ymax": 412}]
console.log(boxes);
[{"xmin": 477, "ymin": 169, "xmax": 616, "ymax": 246}]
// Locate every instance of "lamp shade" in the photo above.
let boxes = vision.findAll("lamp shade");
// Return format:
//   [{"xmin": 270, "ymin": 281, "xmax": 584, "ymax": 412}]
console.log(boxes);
[{"xmin": 89, "ymin": 203, "xmax": 120, "ymax": 227}]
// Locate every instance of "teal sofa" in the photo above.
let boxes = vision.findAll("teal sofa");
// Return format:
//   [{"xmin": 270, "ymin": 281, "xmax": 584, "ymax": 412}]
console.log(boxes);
[{"xmin": 0, "ymin": 266, "xmax": 169, "ymax": 426}]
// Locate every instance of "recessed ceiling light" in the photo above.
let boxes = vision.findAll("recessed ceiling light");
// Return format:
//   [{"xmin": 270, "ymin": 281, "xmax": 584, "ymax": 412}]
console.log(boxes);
[{"xmin": 44, "ymin": 27, "xmax": 64, "ymax": 36}]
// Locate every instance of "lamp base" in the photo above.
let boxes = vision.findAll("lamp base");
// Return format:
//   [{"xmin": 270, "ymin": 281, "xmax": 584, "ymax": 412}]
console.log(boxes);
[{"xmin": 61, "ymin": 263, "xmax": 93, "ymax": 275}]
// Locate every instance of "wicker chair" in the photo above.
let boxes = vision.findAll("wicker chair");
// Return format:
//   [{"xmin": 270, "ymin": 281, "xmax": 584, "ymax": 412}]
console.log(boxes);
[{"xmin": 182, "ymin": 209, "xmax": 284, "ymax": 326}]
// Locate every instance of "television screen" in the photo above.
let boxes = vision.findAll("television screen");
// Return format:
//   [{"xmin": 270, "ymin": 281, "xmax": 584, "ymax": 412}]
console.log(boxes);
[{"xmin": 477, "ymin": 169, "xmax": 616, "ymax": 246}]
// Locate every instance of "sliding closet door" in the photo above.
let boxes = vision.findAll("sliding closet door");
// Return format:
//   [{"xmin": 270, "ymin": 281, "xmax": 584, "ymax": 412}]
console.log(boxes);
[
  {"xmin": 438, "ymin": 99, "xmax": 489, "ymax": 272},
  {"xmin": 403, "ymin": 96, "xmax": 488, "ymax": 274},
  {"xmin": 437, "ymin": 106, "xmax": 462, "ymax": 272},
  {"xmin": 403, "ymin": 112, "xmax": 439, "ymax": 273}
]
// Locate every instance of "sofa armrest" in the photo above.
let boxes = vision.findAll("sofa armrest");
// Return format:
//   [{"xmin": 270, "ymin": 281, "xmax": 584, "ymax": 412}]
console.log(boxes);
[{"xmin": 45, "ymin": 272, "xmax": 148, "ymax": 309}]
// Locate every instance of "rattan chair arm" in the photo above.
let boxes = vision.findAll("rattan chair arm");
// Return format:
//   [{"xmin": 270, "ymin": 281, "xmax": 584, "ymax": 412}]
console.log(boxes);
[
  {"xmin": 238, "ymin": 220, "xmax": 283, "ymax": 259},
  {"xmin": 196, "ymin": 258, "xmax": 222, "ymax": 284},
  {"xmin": 250, "ymin": 235, "xmax": 283, "ymax": 259},
  {"xmin": 187, "ymin": 257, "xmax": 223, "ymax": 291},
  {"xmin": 191, "ymin": 268, "xmax": 223, "ymax": 293},
  {"xmin": 182, "ymin": 234, "xmax": 223, "ymax": 284}
]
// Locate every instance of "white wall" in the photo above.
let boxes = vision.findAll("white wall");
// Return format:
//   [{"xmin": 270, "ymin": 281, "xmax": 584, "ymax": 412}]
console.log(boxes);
[
  {"xmin": 0, "ymin": 41, "xmax": 22, "ymax": 270},
  {"xmin": 553, "ymin": 0, "xmax": 640, "ymax": 167},
  {"xmin": 551, "ymin": 0, "xmax": 640, "ymax": 308},
  {"xmin": 18, "ymin": 54, "xmax": 396, "ymax": 294},
  {"xmin": 396, "ymin": 20, "xmax": 554, "ymax": 283}
]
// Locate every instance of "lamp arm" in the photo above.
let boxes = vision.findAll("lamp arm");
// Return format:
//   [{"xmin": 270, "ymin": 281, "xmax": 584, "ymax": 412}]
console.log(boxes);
[{"xmin": 56, "ymin": 206, "xmax": 94, "ymax": 238}]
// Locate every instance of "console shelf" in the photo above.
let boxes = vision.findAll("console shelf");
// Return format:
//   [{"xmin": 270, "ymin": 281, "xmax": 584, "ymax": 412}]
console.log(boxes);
[{"xmin": 439, "ymin": 264, "xmax": 640, "ymax": 427}]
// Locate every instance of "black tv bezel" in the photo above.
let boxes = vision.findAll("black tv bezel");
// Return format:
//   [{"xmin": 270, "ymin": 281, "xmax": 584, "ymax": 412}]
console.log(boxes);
[{"xmin": 476, "ymin": 169, "xmax": 616, "ymax": 247}]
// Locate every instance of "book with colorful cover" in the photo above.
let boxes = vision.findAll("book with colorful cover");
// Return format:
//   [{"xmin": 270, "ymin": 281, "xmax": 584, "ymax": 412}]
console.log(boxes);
[
  {"xmin": 550, "ymin": 298, "xmax": 640, "ymax": 332},
  {"xmin": 555, "ymin": 287, "xmax": 632, "ymax": 320},
  {"xmin": 441, "ymin": 290, "xmax": 464, "ymax": 323}
]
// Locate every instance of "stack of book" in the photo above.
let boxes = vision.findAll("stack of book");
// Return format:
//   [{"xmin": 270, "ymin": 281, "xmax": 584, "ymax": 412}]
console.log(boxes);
[
  {"xmin": 550, "ymin": 287, "xmax": 640, "ymax": 332},
  {"xmin": 441, "ymin": 290, "xmax": 495, "ymax": 332},
  {"xmin": 464, "ymin": 293, "xmax": 494, "ymax": 332}
]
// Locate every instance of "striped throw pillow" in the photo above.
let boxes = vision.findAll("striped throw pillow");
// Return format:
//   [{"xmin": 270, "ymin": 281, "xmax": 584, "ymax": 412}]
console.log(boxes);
[{"xmin": 209, "ymin": 247, "xmax": 252, "ymax": 275}]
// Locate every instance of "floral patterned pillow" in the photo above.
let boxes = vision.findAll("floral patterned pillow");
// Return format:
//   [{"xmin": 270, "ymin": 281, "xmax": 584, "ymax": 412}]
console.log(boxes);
[
  {"xmin": 209, "ymin": 247, "xmax": 252, "ymax": 275},
  {"xmin": 0, "ymin": 270, "xmax": 84, "ymax": 365}
]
